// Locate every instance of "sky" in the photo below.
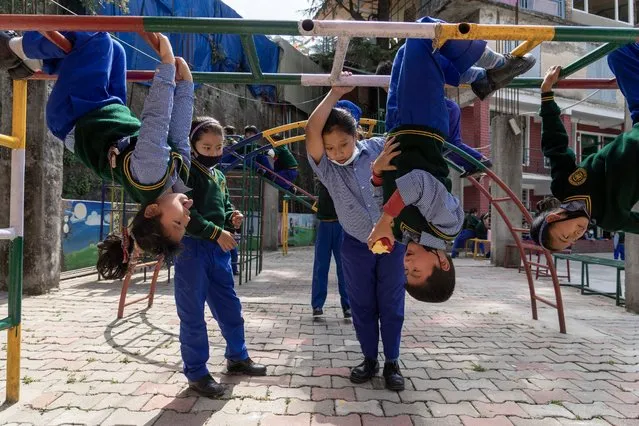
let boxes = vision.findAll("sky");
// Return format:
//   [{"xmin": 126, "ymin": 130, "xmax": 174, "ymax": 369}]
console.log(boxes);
[{"xmin": 222, "ymin": 0, "xmax": 314, "ymax": 20}]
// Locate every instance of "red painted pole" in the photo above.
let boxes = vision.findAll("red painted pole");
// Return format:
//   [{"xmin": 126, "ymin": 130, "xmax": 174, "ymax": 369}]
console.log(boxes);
[{"xmin": 3, "ymin": 15, "xmax": 145, "ymax": 32}]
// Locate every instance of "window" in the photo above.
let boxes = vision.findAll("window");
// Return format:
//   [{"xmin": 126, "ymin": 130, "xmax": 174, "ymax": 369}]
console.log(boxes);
[
  {"xmin": 573, "ymin": 0, "xmax": 635, "ymax": 24},
  {"xmin": 495, "ymin": 0, "xmax": 565, "ymax": 18},
  {"xmin": 586, "ymin": 44, "xmax": 617, "ymax": 104}
]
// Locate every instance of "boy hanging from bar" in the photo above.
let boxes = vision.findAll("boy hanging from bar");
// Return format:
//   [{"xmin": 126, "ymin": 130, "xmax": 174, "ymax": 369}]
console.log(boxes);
[
  {"xmin": 0, "ymin": 30, "xmax": 194, "ymax": 279},
  {"xmin": 367, "ymin": 16, "xmax": 536, "ymax": 302},
  {"xmin": 530, "ymin": 43, "xmax": 639, "ymax": 251}
]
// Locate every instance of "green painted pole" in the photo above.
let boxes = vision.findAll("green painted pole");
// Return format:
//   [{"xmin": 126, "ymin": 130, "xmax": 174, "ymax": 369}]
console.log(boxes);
[
  {"xmin": 192, "ymin": 72, "xmax": 301, "ymax": 85},
  {"xmin": 560, "ymin": 43, "xmax": 621, "ymax": 78},
  {"xmin": 241, "ymin": 35, "xmax": 264, "ymax": 80},
  {"xmin": 553, "ymin": 26, "xmax": 639, "ymax": 42},
  {"xmin": 143, "ymin": 17, "xmax": 301, "ymax": 35},
  {"xmin": 8, "ymin": 238, "xmax": 23, "ymax": 326}
]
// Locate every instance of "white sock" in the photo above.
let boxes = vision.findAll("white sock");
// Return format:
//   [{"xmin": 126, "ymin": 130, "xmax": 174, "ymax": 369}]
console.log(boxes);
[{"xmin": 8, "ymin": 37, "xmax": 42, "ymax": 72}]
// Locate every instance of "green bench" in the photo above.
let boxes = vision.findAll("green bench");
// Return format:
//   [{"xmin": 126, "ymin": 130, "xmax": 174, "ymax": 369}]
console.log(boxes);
[{"xmin": 552, "ymin": 253, "xmax": 625, "ymax": 306}]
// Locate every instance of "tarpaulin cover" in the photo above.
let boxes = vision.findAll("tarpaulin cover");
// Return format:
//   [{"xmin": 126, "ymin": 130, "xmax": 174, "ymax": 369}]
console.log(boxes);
[{"xmin": 100, "ymin": 0, "xmax": 279, "ymax": 99}]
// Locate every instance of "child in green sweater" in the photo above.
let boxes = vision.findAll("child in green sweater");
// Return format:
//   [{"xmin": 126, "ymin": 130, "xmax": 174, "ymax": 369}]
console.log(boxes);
[
  {"xmin": 531, "ymin": 46, "xmax": 639, "ymax": 250},
  {"xmin": 0, "ymin": 30, "xmax": 194, "ymax": 280},
  {"xmin": 173, "ymin": 117, "xmax": 266, "ymax": 398}
]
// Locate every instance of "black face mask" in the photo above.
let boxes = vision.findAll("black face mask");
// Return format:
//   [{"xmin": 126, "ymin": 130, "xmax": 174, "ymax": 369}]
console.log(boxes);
[{"xmin": 197, "ymin": 154, "xmax": 221, "ymax": 168}]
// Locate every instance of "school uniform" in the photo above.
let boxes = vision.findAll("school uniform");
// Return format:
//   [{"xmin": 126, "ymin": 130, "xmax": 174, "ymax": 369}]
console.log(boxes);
[
  {"xmin": 308, "ymin": 138, "xmax": 406, "ymax": 362},
  {"xmin": 540, "ymin": 86, "xmax": 639, "ymax": 232},
  {"xmin": 174, "ymin": 160, "xmax": 249, "ymax": 382},
  {"xmin": 22, "ymin": 31, "xmax": 193, "ymax": 202},
  {"xmin": 380, "ymin": 18, "xmax": 483, "ymax": 248},
  {"xmin": 272, "ymin": 145, "xmax": 299, "ymax": 191},
  {"xmin": 311, "ymin": 182, "xmax": 349, "ymax": 311}
]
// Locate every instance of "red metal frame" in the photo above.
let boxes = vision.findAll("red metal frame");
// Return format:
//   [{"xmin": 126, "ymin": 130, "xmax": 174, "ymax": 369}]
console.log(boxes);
[
  {"xmin": 468, "ymin": 170, "xmax": 567, "ymax": 334},
  {"xmin": 117, "ymin": 257, "xmax": 164, "ymax": 319}
]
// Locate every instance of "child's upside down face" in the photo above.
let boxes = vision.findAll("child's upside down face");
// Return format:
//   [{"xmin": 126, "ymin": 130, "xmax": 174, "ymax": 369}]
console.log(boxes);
[
  {"xmin": 146, "ymin": 193, "xmax": 193, "ymax": 243},
  {"xmin": 404, "ymin": 242, "xmax": 448, "ymax": 286},
  {"xmin": 545, "ymin": 210, "xmax": 589, "ymax": 251}
]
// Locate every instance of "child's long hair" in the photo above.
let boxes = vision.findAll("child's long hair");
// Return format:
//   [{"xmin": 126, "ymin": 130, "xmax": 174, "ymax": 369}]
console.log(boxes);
[{"xmin": 96, "ymin": 203, "xmax": 181, "ymax": 280}]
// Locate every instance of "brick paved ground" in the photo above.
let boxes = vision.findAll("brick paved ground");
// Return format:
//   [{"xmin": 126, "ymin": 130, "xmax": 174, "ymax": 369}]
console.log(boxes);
[{"xmin": 0, "ymin": 247, "xmax": 637, "ymax": 425}]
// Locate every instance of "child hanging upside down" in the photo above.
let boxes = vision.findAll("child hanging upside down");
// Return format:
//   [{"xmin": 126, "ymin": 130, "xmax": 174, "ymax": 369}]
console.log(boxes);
[
  {"xmin": 531, "ymin": 44, "xmax": 639, "ymax": 250},
  {"xmin": 367, "ymin": 16, "xmax": 535, "ymax": 302},
  {"xmin": 0, "ymin": 30, "xmax": 194, "ymax": 279},
  {"xmin": 174, "ymin": 117, "xmax": 266, "ymax": 398}
]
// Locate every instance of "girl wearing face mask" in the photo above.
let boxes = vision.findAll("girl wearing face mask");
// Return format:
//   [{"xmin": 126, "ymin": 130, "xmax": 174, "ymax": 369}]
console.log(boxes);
[
  {"xmin": 172, "ymin": 117, "xmax": 266, "ymax": 399},
  {"xmin": 305, "ymin": 72, "xmax": 407, "ymax": 392}
]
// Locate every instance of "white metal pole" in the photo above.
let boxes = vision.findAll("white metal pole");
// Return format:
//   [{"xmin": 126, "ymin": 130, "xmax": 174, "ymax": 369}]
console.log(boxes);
[
  {"xmin": 299, "ymin": 19, "xmax": 438, "ymax": 38},
  {"xmin": 301, "ymin": 74, "xmax": 390, "ymax": 87},
  {"xmin": 330, "ymin": 37, "xmax": 351, "ymax": 83}
]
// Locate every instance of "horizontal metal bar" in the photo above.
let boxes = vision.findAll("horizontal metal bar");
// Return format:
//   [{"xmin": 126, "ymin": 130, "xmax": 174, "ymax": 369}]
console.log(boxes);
[
  {"xmin": 0, "ymin": 228, "xmax": 16, "ymax": 240},
  {"xmin": 29, "ymin": 70, "xmax": 620, "ymax": 89},
  {"xmin": 2, "ymin": 15, "xmax": 300, "ymax": 35}
]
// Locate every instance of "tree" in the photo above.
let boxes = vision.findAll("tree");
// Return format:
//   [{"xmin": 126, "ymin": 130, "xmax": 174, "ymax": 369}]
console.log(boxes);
[{"xmin": 305, "ymin": 0, "xmax": 391, "ymax": 48}]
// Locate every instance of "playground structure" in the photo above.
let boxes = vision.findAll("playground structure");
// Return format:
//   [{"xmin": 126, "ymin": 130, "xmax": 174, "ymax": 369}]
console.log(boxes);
[{"xmin": 0, "ymin": 15, "xmax": 636, "ymax": 403}]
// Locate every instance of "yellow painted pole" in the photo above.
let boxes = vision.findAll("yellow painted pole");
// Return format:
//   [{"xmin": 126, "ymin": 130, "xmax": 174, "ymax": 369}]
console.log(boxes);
[
  {"xmin": 437, "ymin": 23, "xmax": 555, "ymax": 42},
  {"xmin": 0, "ymin": 134, "xmax": 20, "ymax": 149},
  {"xmin": 511, "ymin": 39, "xmax": 543, "ymax": 57},
  {"xmin": 6, "ymin": 79, "xmax": 27, "ymax": 403}
]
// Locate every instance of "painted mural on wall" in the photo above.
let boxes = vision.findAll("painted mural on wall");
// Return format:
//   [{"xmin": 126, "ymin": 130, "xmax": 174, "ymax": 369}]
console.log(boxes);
[
  {"xmin": 279, "ymin": 213, "xmax": 316, "ymax": 247},
  {"xmin": 61, "ymin": 199, "xmax": 112, "ymax": 272}
]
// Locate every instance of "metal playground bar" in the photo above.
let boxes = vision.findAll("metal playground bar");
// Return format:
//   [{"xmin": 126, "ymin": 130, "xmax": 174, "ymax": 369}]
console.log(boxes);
[{"xmin": 0, "ymin": 13, "xmax": 633, "ymax": 402}]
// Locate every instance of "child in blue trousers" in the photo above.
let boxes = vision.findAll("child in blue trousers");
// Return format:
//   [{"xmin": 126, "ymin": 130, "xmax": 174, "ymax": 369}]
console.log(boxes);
[
  {"xmin": 311, "ymin": 181, "xmax": 351, "ymax": 318},
  {"xmin": 174, "ymin": 117, "xmax": 266, "ymax": 398},
  {"xmin": 0, "ymin": 30, "xmax": 195, "ymax": 280},
  {"xmin": 367, "ymin": 16, "xmax": 535, "ymax": 303}
]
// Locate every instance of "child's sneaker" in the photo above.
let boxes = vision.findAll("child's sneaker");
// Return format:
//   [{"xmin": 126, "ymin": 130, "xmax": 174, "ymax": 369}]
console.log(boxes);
[
  {"xmin": 472, "ymin": 54, "xmax": 536, "ymax": 100},
  {"xmin": 0, "ymin": 31, "xmax": 22, "ymax": 70},
  {"xmin": 0, "ymin": 31, "xmax": 36, "ymax": 79}
]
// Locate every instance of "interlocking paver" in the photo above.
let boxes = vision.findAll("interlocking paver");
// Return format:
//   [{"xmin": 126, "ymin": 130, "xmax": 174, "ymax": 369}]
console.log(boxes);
[
  {"xmin": 562, "ymin": 401, "xmax": 624, "ymax": 419},
  {"xmin": 412, "ymin": 415, "xmax": 461, "ymax": 425},
  {"xmin": 441, "ymin": 389, "xmax": 490, "ymax": 403},
  {"xmin": 460, "ymin": 416, "xmax": 514, "ymax": 426},
  {"xmin": 428, "ymin": 402, "xmax": 479, "ymax": 417},
  {"xmin": 381, "ymin": 401, "xmax": 428, "ymax": 416},
  {"xmin": 287, "ymin": 399, "xmax": 335, "ymax": 416},
  {"xmin": 311, "ymin": 414, "xmax": 362, "ymax": 426},
  {"xmin": 483, "ymin": 390, "xmax": 534, "ymax": 403},
  {"xmin": 361, "ymin": 414, "xmax": 413, "ymax": 426},
  {"xmin": 260, "ymin": 413, "xmax": 312, "ymax": 426},
  {"xmin": 336, "ymin": 400, "xmax": 383, "ymax": 416},
  {"xmin": 518, "ymin": 403, "xmax": 576, "ymax": 418},
  {"xmin": 472, "ymin": 401, "xmax": 528, "ymax": 417}
]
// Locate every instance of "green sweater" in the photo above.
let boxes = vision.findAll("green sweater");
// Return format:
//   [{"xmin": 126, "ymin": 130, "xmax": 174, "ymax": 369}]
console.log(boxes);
[
  {"xmin": 540, "ymin": 91, "xmax": 639, "ymax": 232},
  {"xmin": 74, "ymin": 104, "xmax": 188, "ymax": 204},
  {"xmin": 185, "ymin": 160, "xmax": 235, "ymax": 241},
  {"xmin": 273, "ymin": 145, "xmax": 298, "ymax": 170}
]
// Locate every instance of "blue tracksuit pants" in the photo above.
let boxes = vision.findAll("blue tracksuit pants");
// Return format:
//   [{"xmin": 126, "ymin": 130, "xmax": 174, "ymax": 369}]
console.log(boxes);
[
  {"xmin": 607, "ymin": 43, "xmax": 639, "ymax": 125},
  {"xmin": 311, "ymin": 220, "xmax": 349, "ymax": 310},
  {"xmin": 174, "ymin": 237, "xmax": 249, "ymax": 382},
  {"xmin": 22, "ymin": 31, "xmax": 126, "ymax": 141},
  {"xmin": 386, "ymin": 16, "xmax": 487, "ymax": 135},
  {"xmin": 341, "ymin": 233, "xmax": 406, "ymax": 361}
]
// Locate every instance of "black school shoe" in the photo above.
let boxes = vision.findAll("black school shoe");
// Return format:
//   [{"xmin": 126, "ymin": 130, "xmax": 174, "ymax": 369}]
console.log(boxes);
[
  {"xmin": 350, "ymin": 358, "xmax": 379, "ymax": 384},
  {"xmin": 472, "ymin": 54, "xmax": 536, "ymax": 100},
  {"xmin": 342, "ymin": 307, "xmax": 352, "ymax": 319},
  {"xmin": 227, "ymin": 357, "xmax": 267, "ymax": 376},
  {"xmin": 313, "ymin": 307, "xmax": 323, "ymax": 316},
  {"xmin": 383, "ymin": 361, "xmax": 405, "ymax": 391},
  {"xmin": 188, "ymin": 374, "xmax": 225, "ymax": 398},
  {"xmin": 0, "ymin": 31, "xmax": 34, "ymax": 80}
]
